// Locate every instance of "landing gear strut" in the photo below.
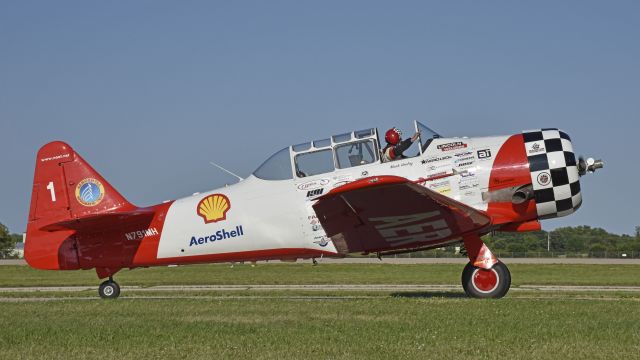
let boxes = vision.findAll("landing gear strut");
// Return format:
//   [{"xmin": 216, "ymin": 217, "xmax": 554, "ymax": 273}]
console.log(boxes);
[
  {"xmin": 461, "ymin": 261, "xmax": 511, "ymax": 298},
  {"xmin": 98, "ymin": 277, "xmax": 121, "ymax": 299}
]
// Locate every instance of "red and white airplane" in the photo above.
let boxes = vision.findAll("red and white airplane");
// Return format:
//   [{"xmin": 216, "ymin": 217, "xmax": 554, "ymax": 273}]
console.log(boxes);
[{"xmin": 25, "ymin": 121, "xmax": 603, "ymax": 299}]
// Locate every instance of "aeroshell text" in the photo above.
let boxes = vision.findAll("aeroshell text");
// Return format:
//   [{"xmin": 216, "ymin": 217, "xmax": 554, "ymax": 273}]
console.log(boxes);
[{"xmin": 189, "ymin": 225, "xmax": 245, "ymax": 246}]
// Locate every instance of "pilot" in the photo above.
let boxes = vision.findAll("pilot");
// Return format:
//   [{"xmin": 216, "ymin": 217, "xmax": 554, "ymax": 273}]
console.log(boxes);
[{"xmin": 382, "ymin": 127, "xmax": 420, "ymax": 162}]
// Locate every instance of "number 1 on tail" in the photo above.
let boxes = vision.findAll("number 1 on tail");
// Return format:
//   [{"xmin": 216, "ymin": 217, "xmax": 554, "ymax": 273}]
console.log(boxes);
[{"xmin": 47, "ymin": 181, "xmax": 56, "ymax": 202}]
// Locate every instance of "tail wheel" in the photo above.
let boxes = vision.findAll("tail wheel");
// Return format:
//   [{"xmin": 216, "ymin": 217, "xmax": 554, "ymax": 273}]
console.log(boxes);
[
  {"xmin": 98, "ymin": 280, "xmax": 121, "ymax": 299},
  {"xmin": 461, "ymin": 261, "xmax": 511, "ymax": 299}
]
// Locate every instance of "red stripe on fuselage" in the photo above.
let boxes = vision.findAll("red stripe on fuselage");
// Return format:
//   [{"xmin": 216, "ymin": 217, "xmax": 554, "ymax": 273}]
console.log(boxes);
[
  {"xmin": 128, "ymin": 201, "xmax": 174, "ymax": 265},
  {"xmin": 488, "ymin": 135, "xmax": 530, "ymax": 191},
  {"xmin": 137, "ymin": 248, "xmax": 340, "ymax": 268},
  {"xmin": 486, "ymin": 134, "xmax": 538, "ymax": 225}
]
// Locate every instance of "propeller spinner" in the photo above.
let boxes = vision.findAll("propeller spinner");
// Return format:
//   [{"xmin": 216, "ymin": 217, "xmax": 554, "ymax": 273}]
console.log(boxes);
[{"xmin": 578, "ymin": 156, "xmax": 604, "ymax": 176}]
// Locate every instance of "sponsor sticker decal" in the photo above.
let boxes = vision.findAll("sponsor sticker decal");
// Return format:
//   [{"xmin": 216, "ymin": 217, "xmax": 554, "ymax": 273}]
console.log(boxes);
[
  {"xmin": 477, "ymin": 149, "xmax": 492, "ymax": 159},
  {"xmin": 308, "ymin": 215, "xmax": 324, "ymax": 232},
  {"xmin": 456, "ymin": 161, "xmax": 475, "ymax": 168},
  {"xmin": 297, "ymin": 179, "xmax": 330, "ymax": 191},
  {"xmin": 537, "ymin": 172, "xmax": 552, "ymax": 186},
  {"xmin": 313, "ymin": 236, "xmax": 330, "ymax": 247},
  {"xmin": 422, "ymin": 155, "xmax": 452, "ymax": 164},
  {"xmin": 459, "ymin": 183, "xmax": 480, "ymax": 190},
  {"xmin": 454, "ymin": 151, "xmax": 473, "ymax": 157},
  {"xmin": 75, "ymin": 178, "xmax": 105, "ymax": 207},
  {"xmin": 197, "ymin": 194, "xmax": 231, "ymax": 224},
  {"xmin": 455, "ymin": 156, "xmax": 475, "ymax": 163},
  {"xmin": 189, "ymin": 225, "xmax": 245, "ymax": 246},
  {"xmin": 528, "ymin": 142, "xmax": 545, "ymax": 155},
  {"xmin": 306, "ymin": 188, "xmax": 324, "ymax": 198},
  {"xmin": 437, "ymin": 142, "xmax": 467, "ymax": 152},
  {"xmin": 427, "ymin": 164, "xmax": 450, "ymax": 172},
  {"xmin": 428, "ymin": 180, "xmax": 451, "ymax": 192}
]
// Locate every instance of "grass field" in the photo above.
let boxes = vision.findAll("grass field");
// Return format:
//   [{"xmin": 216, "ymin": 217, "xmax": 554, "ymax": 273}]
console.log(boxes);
[
  {"xmin": 1, "ymin": 263, "xmax": 639, "ymax": 359},
  {"xmin": 1, "ymin": 263, "xmax": 640, "ymax": 287}
]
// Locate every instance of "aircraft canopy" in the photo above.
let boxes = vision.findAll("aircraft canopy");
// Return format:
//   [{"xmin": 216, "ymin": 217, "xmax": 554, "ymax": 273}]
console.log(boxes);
[{"xmin": 253, "ymin": 123, "xmax": 441, "ymax": 181}]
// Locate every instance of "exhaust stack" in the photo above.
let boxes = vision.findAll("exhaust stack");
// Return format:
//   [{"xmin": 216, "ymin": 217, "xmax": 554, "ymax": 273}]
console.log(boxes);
[{"xmin": 512, "ymin": 185, "xmax": 534, "ymax": 205}]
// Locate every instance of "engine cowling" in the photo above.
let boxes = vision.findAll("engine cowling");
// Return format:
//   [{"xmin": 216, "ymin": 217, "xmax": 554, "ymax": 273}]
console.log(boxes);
[{"xmin": 523, "ymin": 129, "xmax": 582, "ymax": 219}]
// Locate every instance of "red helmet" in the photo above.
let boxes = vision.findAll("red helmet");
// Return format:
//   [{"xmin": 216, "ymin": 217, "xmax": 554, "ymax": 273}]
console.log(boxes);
[{"xmin": 385, "ymin": 127, "xmax": 402, "ymax": 145}]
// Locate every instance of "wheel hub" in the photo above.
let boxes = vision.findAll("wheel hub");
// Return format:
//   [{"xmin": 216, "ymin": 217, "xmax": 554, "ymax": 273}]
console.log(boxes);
[{"xmin": 472, "ymin": 268, "xmax": 499, "ymax": 293}]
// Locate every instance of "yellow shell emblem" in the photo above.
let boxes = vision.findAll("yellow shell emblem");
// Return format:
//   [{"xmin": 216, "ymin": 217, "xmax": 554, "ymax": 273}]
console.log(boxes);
[{"xmin": 197, "ymin": 194, "xmax": 231, "ymax": 224}]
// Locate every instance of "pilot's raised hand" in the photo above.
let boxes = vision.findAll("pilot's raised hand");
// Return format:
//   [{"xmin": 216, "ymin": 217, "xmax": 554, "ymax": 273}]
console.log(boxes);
[{"xmin": 411, "ymin": 131, "xmax": 421, "ymax": 142}]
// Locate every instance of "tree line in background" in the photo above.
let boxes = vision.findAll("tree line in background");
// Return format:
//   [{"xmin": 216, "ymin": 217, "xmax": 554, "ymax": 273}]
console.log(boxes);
[
  {"xmin": 0, "ymin": 223, "xmax": 23, "ymax": 259},
  {"xmin": 1, "ymin": 222, "xmax": 639, "ymax": 259},
  {"xmin": 483, "ymin": 226, "xmax": 640, "ymax": 255},
  {"xmin": 396, "ymin": 226, "xmax": 640, "ymax": 258}
]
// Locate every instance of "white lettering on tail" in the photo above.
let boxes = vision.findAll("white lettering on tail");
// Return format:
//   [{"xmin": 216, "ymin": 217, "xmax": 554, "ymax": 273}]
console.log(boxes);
[{"xmin": 125, "ymin": 227, "xmax": 159, "ymax": 241}]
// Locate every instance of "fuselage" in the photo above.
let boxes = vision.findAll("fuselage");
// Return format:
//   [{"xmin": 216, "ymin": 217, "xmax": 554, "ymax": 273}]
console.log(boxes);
[
  {"xmin": 25, "ymin": 125, "xmax": 584, "ymax": 277},
  {"xmin": 121, "ymin": 129, "xmax": 581, "ymax": 267}
]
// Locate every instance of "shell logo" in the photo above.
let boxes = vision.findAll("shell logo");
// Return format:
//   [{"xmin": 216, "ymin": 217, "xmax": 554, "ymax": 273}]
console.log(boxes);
[{"xmin": 197, "ymin": 194, "xmax": 231, "ymax": 224}]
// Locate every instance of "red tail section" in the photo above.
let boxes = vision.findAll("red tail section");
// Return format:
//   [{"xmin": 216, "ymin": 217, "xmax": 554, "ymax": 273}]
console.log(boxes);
[{"xmin": 25, "ymin": 141, "xmax": 135, "ymax": 270}]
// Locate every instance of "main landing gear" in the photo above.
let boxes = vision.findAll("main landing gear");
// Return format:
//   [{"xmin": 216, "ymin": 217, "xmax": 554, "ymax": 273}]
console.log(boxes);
[
  {"xmin": 461, "ymin": 261, "xmax": 511, "ymax": 298},
  {"xmin": 98, "ymin": 277, "xmax": 121, "ymax": 299},
  {"xmin": 461, "ymin": 235, "xmax": 511, "ymax": 299}
]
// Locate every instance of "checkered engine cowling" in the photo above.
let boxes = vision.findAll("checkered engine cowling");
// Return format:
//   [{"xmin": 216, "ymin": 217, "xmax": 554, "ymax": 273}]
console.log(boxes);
[{"xmin": 523, "ymin": 129, "xmax": 582, "ymax": 219}]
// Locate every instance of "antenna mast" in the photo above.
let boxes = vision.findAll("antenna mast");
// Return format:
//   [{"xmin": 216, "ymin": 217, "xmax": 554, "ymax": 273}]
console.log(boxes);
[{"xmin": 209, "ymin": 162, "xmax": 244, "ymax": 182}]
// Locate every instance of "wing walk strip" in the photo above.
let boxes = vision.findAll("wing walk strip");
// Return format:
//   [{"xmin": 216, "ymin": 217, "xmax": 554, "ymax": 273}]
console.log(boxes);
[{"xmin": 2, "ymin": 285, "xmax": 640, "ymax": 293}]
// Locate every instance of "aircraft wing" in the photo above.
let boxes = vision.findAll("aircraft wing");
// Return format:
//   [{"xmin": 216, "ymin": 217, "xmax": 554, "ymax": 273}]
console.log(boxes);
[{"xmin": 312, "ymin": 176, "xmax": 492, "ymax": 254}]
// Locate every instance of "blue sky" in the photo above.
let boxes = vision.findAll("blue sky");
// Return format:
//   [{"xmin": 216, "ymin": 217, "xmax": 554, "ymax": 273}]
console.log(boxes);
[{"xmin": 0, "ymin": 1, "xmax": 637, "ymax": 234}]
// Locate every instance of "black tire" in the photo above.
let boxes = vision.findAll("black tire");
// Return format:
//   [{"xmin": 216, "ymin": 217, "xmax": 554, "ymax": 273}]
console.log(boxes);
[
  {"xmin": 98, "ymin": 280, "xmax": 120, "ymax": 299},
  {"xmin": 461, "ymin": 261, "xmax": 511, "ymax": 299}
]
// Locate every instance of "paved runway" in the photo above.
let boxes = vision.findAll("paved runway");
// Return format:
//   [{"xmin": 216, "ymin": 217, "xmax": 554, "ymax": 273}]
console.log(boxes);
[
  {"xmin": 3, "ymin": 258, "xmax": 640, "ymax": 266},
  {"xmin": 2, "ymin": 284, "xmax": 640, "ymax": 293},
  {"xmin": 315, "ymin": 258, "xmax": 640, "ymax": 265},
  {"xmin": 2, "ymin": 284, "xmax": 640, "ymax": 302}
]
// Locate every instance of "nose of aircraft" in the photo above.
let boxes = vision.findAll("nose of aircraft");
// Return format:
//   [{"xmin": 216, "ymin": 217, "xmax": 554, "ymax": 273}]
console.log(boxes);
[{"xmin": 522, "ymin": 129, "xmax": 583, "ymax": 220}]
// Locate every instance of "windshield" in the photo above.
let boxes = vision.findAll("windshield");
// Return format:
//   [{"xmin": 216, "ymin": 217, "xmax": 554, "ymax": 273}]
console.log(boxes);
[
  {"xmin": 417, "ymin": 122, "xmax": 441, "ymax": 152},
  {"xmin": 253, "ymin": 147, "xmax": 293, "ymax": 180}
]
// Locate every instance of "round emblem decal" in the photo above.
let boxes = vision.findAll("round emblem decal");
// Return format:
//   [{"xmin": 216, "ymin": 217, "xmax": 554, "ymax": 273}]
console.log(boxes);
[
  {"xmin": 537, "ymin": 172, "xmax": 551, "ymax": 186},
  {"xmin": 75, "ymin": 178, "xmax": 105, "ymax": 206}
]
